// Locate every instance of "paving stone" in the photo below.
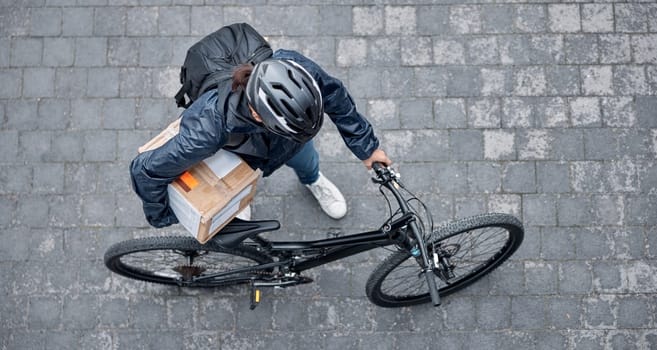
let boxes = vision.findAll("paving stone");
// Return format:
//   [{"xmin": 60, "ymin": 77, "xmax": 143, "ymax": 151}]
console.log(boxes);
[
  {"xmin": 74, "ymin": 38, "xmax": 107, "ymax": 67},
  {"xmin": 254, "ymin": 6, "xmax": 320, "ymax": 36},
  {"xmin": 581, "ymin": 4, "xmax": 614, "ymax": 33},
  {"xmin": 565, "ymin": 35, "xmax": 599, "ymax": 65},
  {"xmin": 43, "ymin": 38, "xmax": 75, "ymax": 67},
  {"xmin": 514, "ymin": 67, "xmax": 546, "ymax": 96},
  {"xmin": 353, "ymin": 6, "xmax": 383, "ymax": 36},
  {"xmin": 547, "ymin": 4, "xmax": 580, "ymax": 33},
  {"xmin": 529, "ymin": 35, "xmax": 564, "ymax": 65},
  {"xmin": 30, "ymin": 7, "xmax": 62, "ymax": 36},
  {"xmin": 449, "ymin": 130, "xmax": 483, "ymax": 161},
  {"xmin": 450, "ymin": 5, "xmax": 481, "ymax": 34},
  {"xmin": 483, "ymin": 129, "xmax": 515, "ymax": 160},
  {"xmin": 366, "ymin": 99, "xmax": 398, "ymax": 130},
  {"xmin": 103, "ymin": 98, "xmax": 137, "ymax": 129},
  {"xmin": 416, "ymin": 5, "xmax": 449, "ymax": 35},
  {"xmin": 0, "ymin": 7, "xmax": 30, "ymax": 37},
  {"xmin": 635, "ymin": 96, "xmax": 657, "ymax": 128},
  {"xmin": 467, "ymin": 162, "xmax": 501, "ymax": 193},
  {"xmin": 523, "ymin": 194, "xmax": 557, "ymax": 226},
  {"xmin": 570, "ymin": 97, "xmax": 601, "ymax": 127},
  {"xmin": 512, "ymin": 296, "xmax": 547, "ymax": 330},
  {"xmin": 11, "ymin": 38, "xmax": 42, "ymax": 67},
  {"xmin": 401, "ymin": 36, "xmax": 432, "ymax": 66},
  {"xmin": 385, "ymin": 6, "xmax": 415, "ymax": 35},
  {"xmin": 601, "ymin": 97, "xmax": 636, "ymax": 127},
  {"xmin": 158, "ymin": 6, "xmax": 190, "ymax": 36},
  {"xmin": 0, "ymin": 130, "xmax": 18, "ymax": 163},
  {"xmin": 534, "ymin": 98, "xmax": 568, "ymax": 128},
  {"xmin": 481, "ymin": 67, "xmax": 512, "ymax": 97},
  {"xmin": 614, "ymin": 66, "xmax": 648, "ymax": 96},
  {"xmin": 481, "ymin": 4, "xmax": 514, "ymax": 34},
  {"xmin": 0, "ymin": 69, "xmax": 21, "ymax": 98},
  {"xmin": 525, "ymin": 261, "xmax": 557, "ymax": 295},
  {"xmin": 582, "ymin": 66, "xmax": 613, "ymax": 96},
  {"xmin": 557, "ymin": 195, "xmax": 591, "ymax": 226},
  {"xmin": 466, "ymin": 37, "xmax": 499, "ymax": 65},
  {"xmin": 468, "ymin": 98, "xmax": 501, "ymax": 128},
  {"xmin": 62, "ymin": 295, "xmax": 100, "ymax": 330},
  {"xmin": 94, "ymin": 7, "xmax": 126, "ymax": 36},
  {"xmin": 599, "ymin": 34, "xmax": 632, "ymax": 64},
  {"xmin": 583, "ymin": 129, "xmax": 618, "ymax": 160},
  {"xmin": 615, "ymin": 4, "xmax": 649, "ymax": 33},
  {"xmin": 499, "ymin": 35, "xmax": 531, "ymax": 65},
  {"xmin": 368, "ymin": 37, "xmax": 400, "ymax": 67},
  {"xmin": 515, "ymin": 5, "xmax": 547, "ymax": 33},
  {"xmin": 108, "ymin": 38, "xmax": 140, "ymax": 67},
  {"xmin": 62, "ymin": 7, "xmax": 94, "ymax": 36},
  {"xmin": 37, "ymin": 98, "xmax": 69, "ymax": 130},
  {"xmin": 399, "ymin": 98, "xmax": 432, "ymax": 129},
  {"xmin": 503, "ymin": 162, "xmax": 536, "ymax": 193},
  {"xmin": 32, "ymin": 162, "xmax": 65, "ymax": 193},
  {"xmin": 502, "ymin": 98, "xmax": 532, "ymax": 128},
  {"xmin": 55, "ymin": 68, "xmax": 87, "ymax": 98},
  {"xmin": 189, "ymin": 6, "xmax": 222, "ymax": 35},
  {"xmin": 632, "ymin": 35, "xmax": 657, "ymax": 64}
]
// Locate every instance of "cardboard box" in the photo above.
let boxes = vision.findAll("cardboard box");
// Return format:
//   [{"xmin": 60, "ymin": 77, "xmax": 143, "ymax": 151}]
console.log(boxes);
[{"xmin": 139, "ymin": 118, "xmax": 261, "ymax": 244}]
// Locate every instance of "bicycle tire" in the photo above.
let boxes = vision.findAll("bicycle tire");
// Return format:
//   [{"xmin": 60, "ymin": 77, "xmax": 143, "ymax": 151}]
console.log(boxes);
[
  {"xmin": 104, "ymin": 236, "xmax": 273, "ymax": 287},
  {"xmin": 366, "ymin": 213, "xmax": 524, "ymax": 307}
]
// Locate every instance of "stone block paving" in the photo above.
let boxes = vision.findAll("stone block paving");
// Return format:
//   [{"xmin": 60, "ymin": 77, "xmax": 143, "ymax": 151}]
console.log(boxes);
[{"xmin": 1, "ymin": 0, "xmax": 656, "ymax": 349}]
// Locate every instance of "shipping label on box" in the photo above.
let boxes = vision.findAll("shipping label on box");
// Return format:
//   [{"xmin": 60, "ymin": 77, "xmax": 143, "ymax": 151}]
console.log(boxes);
[{"xmin": 139, "ymin": 117, "xmax": 261, "ymax": 244}]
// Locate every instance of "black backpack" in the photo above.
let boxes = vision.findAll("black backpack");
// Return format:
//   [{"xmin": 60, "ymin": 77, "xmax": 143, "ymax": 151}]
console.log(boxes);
[{"xmin": 174, "ymin": 23, "xmax": 273, "ymax": 108}]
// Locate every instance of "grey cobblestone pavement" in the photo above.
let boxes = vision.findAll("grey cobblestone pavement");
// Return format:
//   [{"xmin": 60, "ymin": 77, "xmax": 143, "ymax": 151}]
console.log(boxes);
[{"xmin": 1, "ymin": 1, "xmax": 657, "ymax": 349}]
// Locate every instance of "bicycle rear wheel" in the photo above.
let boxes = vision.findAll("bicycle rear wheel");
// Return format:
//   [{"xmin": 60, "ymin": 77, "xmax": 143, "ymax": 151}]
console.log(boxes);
[
  {"xmin": 104, "ymin": 236, "xmax": 273, "ymax": 287},
  {"xmin": 366, "ymin": 213, "xmax": 523, "ymax": 307}
]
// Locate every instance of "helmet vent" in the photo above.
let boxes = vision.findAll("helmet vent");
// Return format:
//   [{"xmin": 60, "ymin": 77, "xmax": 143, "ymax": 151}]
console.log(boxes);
[
  {"xmin": 287, "ymin": 69, "xmax": 302, "ymax": 89},
  {"xmin": 272, "ymin": 83, "xmax": 292, "ymax": 98},
  {"xmin": 266, "ymin": 97, "xmax": 283, "ymax": 117}
]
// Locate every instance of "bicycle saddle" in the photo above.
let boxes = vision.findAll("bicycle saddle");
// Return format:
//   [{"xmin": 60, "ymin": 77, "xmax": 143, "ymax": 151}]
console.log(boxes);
[{"xmin": 210, "ymin": 218, "xmax": 280, "ymax": 248}]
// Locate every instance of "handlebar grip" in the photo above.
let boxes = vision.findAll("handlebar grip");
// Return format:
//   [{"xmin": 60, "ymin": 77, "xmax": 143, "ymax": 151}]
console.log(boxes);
[{"xmin": 372, "ymin": 162, "xmax": 384, "ymax": 172}]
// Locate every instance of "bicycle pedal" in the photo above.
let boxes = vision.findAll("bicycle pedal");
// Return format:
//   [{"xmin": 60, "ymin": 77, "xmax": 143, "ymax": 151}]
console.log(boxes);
[{"xmin": 249, "ymin": 281, "xmax": 261, "ymax": 310}]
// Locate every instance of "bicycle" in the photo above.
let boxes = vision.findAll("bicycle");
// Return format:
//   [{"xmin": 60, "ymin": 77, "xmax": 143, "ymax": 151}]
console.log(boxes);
[{"xmin": 104, "ymin": 163, "xmax": 524, "ymax": 309}]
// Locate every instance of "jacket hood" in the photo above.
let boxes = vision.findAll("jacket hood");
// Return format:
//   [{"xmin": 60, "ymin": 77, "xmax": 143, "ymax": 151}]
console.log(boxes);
[{"xmin": 222, "ymin": 86, "xmax": 266, "ymax": 134}]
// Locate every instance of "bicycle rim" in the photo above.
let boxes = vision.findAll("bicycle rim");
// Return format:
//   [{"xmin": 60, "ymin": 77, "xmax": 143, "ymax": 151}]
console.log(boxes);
[
  {"xmin": 104, "ymin": 236, "xmax": 273, "ymax": 287},
  {"xmin": 366, "ymin": 213, "xmax": 523, "ymax": 307}
]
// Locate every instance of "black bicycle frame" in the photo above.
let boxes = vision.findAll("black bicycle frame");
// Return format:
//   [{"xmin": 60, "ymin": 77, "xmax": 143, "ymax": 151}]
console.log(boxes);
[
  {"xmin": 193, "ymin": 176, "xmax": 417, "ymax": 283},
  {"xmin": 266, "ymin": 212, "xmax": 416, "ymax": 273},
  {"xmin": 194, "ymin": 164, "xmax": 443, "ymax": 306}
]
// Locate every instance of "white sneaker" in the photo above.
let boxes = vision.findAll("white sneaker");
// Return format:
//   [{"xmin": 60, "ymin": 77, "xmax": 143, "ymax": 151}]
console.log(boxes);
[
  {"xmin": 305, "ymin": 172, "xmax": 347, "ymax": 219},
  {"xmin": 236, "ymin": 205, "xmax": 251, "ymax": 221}
]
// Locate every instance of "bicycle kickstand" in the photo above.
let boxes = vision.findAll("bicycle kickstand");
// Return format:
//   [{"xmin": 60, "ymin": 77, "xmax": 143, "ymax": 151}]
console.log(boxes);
[{"xmin": 249, "ymin": 279, "xmax": 261, "ymax": 310}]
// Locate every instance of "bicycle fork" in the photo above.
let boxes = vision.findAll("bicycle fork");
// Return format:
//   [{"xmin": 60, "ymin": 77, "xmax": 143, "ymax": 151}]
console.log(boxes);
[{"xmin": 407, "ymin": 220, "xmax": 441, "ymax": 306}]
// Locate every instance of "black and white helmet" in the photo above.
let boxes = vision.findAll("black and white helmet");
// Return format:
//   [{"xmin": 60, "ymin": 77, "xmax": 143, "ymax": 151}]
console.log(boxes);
[{"xmin": 245, "ymin": 59, "xmax": 323, "ymax": 143}]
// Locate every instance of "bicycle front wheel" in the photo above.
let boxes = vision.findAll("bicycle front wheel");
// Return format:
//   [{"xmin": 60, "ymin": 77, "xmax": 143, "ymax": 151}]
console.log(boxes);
[
  {"xmin": 104, "ymin": 236, "xmax": 273, "ymax": 287},
  {"xmin": 366, "ymin": 213, "xmax": 524, "ymax": 307}
]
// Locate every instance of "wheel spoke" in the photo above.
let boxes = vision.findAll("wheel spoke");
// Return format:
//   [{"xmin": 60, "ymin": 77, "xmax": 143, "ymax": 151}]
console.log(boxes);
[{"xmin": 106, "ymin": 237, "xmax": 272, "ymax": 287}]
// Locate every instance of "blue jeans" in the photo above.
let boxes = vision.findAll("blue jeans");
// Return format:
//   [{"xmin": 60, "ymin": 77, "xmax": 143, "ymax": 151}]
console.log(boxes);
[{"xmin": 286, "ymin": 140, "xmax": 320, "ymax": 185}]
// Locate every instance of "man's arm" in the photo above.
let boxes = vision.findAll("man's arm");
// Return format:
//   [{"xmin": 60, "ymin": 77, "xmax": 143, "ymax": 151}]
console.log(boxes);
[
  {"xmin": 274, "ymin": 50, "xmax": 383, "ymax": 162},
  {"xmin": 130, "ymin": 91, "xmax": 226, "ymax": 227}
]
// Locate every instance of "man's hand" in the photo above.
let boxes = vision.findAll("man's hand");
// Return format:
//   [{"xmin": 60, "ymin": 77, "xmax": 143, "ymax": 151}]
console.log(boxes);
[{"xmin": 362, "ymin": 149, "xmax": 392, "ymax": 170}]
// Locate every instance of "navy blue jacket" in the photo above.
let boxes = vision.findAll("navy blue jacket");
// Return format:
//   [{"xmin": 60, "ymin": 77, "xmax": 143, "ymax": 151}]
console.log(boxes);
[{"xmin": 130, "ymin": 49, "xmax": 380, "ymax": 228}]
